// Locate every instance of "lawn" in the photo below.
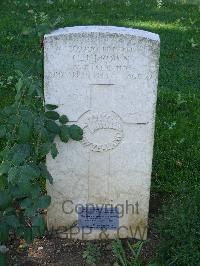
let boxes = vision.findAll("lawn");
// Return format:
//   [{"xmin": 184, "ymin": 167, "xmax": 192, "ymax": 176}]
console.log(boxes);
[{"xmin": 0, "ymin": 0, "xmax": 200, "ymax": 265}]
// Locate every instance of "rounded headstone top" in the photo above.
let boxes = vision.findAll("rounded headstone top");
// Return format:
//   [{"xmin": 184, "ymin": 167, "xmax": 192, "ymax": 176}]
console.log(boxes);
[{"xmin": 45, "ymin": 25, "xmax": 160, "ymax": 42}]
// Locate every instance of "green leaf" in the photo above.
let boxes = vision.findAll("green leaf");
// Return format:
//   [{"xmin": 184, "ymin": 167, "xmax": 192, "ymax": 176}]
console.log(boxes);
[
  {"xmin": 21, "ymin": 198, "xmax": 37, "ymax": 216},
  {"xmin": 39, "ymin": 163, "xmax": 53, "ymax": 184},
  {"xmin": 12, "ymin": 144, "xmax": 31, "ymax": 165},
  {"xmin": 24, "ymin": 207, "xmax": 36, "ymax": 217},
  {"xmin": 0, "ymin": 191, "xmax": 12, "ymax": 211},
  {"xmin": 0, "ymin": 147, "xmax": 11, "ymax": 161},
  {"xmin": 20, "ymin": 110, "xmax": 34, "ymax": 126},
  {"xmin": 0, "ymin": 253, "xmax": 7, "ymax": 266},
  {"xmin": 59, "ymin": 125, "xmax": 70, "ymax": 143},
  {"xmin": 35, "ymin": 195, "xmax": 51, "ymax": 209},
  {"xmin": 15, "ymin": 226, "xmax": 24, "ymax": 238},
  {"xmin": 34, "ymin": 116, "xmax": 49, "ymax": 142},
  {"xmin": 59, "ymin": 115, "xmax": 69, "ymax": 124},
  {"xmin": 15, "ymin": 79, "xmax": 23, "ymax": 101},
  {"xmin": 69, "ymin": 124, "xmax": 83, "ymax": 141},
  {"xmin": 45, "ymin": 111, "xmax": 59, "ymax": 120},
  {"xmin": 47, "ymin": 132, "xmax": 57, "ymax": 142},
  {"xmin": 20, "ymin": 198, "xmax": 32, "ymax": 209},
  {"xmin": 0, "ymin": 127, "xmax": 6, "ymax": 138},
  {"xmin": 45, "ymin": 104, "xmax": 58, "ymax": 110},
  {"xmin": 40, "ymin": 142, "xmax": 52, "ymax": 157},
  {"xmin": 15, "ymin": 78, "xmax": 23, "ymax": 92},
  {"xmin": 3, "ymin": 105, "xmax": 16, "ymax": 116},
  {"xmin": 7, "ymin": 114, "xmax": 19, "ymax": 125},
  {"xmin": 0, "ymin": 175, "xmax": 7, "ymax": 190},
  {"xmin": 50, "ymin": 143, "xmax": 58, "ymax": 159},
  {"xmin": 32, "ymin": 215, "xmax": 46, "ymax": 235},
  {"xmin": 0, "ymin": 162, "xmax": 10, "ymax": 175},
  {"xmin": 3, "ymin": 207, "xmax": 14, "ymax": 216},
  {"xmin": 30, "ymin": 185, "xmax": 41, "ymax": 199},
  {"xmin": 6, "ymin": 215, "xmax": 20, "ymax": 228},
  {"xmin": 18, "ymin": 122, "xmax": 32, "ymax": 142},
  {"xmin": 40, "ymin": 128, "xmax": 49, "ymax": 142},
  {"xmin": 18, "ymin": 178, "xmax": 32, "ymax": 194},
  {"xmin": 32, "ymin": 226, "xmax": 40, "ymax": 238},
  {"xmin": 0, "ymin": 223, "xmax": 9, "ymax": 243},
  {"xmin": 23, "ymin": 227, "xmax": 33, "ymax": 244},
  {"xmin": 45, "ymin": 120, "xmax": 60, "ymax": 134},
  {"xmin": 9, "ymin": 185, "xmax": 26, "ymax": 199},
  {"xmin": 34, "ymin": 116, "xmax": 44, "ymax": 132},
  {"xmin": 8, "ymin": 166, "xmax": 19, "ymax": 183},
  {"xmin": 20, "ymin": 164, "xmax": 40, "ymax": 180}
]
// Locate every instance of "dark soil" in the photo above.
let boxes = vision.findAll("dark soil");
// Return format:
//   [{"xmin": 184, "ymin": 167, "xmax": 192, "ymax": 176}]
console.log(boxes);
[{"xmin": 8, "ymin": 193, "xmax": 164, "ymax": 266}]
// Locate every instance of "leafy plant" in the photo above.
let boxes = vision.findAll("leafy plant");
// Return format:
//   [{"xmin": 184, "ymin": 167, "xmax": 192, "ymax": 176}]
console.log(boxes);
[
  {"xmin": 112, "ymin": 239, "xmax": 144, "ymax": 266},
  {"xmin": 83, "ymin": 243, "xmax": 101, "ymax": 265},
  {"xmin": 0, "ymin": 71, "xmax": 83, "ymax": 264}
]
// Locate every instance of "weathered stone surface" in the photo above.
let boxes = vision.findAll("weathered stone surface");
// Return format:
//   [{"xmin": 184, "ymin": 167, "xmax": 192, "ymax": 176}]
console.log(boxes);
[{"xmin": 44, "ymin": 26, "xmax": 160, "ymax": 240}]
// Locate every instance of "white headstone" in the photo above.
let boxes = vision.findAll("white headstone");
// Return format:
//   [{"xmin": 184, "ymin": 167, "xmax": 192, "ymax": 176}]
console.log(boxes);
[{"xmin": 44, "ymin": 26, "xmax": 160, "ymax": 240}]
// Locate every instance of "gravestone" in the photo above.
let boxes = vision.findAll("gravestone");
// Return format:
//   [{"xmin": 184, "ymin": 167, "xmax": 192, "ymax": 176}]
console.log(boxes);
[{"xmin": 44, "ymin": 26, "xmax": 160, "ymax": 240}]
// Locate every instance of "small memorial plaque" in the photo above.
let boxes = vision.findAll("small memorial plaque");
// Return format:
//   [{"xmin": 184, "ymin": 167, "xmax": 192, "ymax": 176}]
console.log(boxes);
[{"xmin": 78, "ymin": 207, "xmax": 119, "ymax": 230}]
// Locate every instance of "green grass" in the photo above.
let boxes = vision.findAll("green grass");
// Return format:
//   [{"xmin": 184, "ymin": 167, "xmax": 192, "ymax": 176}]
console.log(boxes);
[
  {"xmin": 153, "ymin": 90, "xmax": 200, "ymax": 193},
  {"xmin": 0, "ymin": 0, "xmax": 200, "ymax": 264},
  {"xmin": 155, "ymin": 186, "xmax": 200, "ymax": 265}
]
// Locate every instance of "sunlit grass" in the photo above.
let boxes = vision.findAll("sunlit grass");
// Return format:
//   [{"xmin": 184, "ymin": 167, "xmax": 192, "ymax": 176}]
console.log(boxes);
[{"xmin": 121, "ymin": 20, "xmax": 189, "ymax": 31}]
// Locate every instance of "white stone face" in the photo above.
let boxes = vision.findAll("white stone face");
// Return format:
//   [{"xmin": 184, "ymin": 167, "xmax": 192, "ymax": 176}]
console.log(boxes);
[{"xmin": 44, "ymin": 26, "xmax": 160, "ymax": 240}]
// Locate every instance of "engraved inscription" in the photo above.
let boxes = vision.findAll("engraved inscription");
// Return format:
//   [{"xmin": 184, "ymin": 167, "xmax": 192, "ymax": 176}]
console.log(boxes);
[
  {"xmin": 46, "ymin": 41, "xmax": 156, "ymax": 81},
  {"xmin": 79, "ymin": 111, "xmax": 123, "ymax": 152},
  {"xmin": 78, "ymin": 206, "xmax": 119, "ymax": 229}
]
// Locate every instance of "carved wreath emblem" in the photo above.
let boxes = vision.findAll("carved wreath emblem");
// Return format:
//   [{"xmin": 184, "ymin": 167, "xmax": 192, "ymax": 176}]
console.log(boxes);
[{"xmin": 79, "ymin": 111, "xmax": 123, "ymax": 152}]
